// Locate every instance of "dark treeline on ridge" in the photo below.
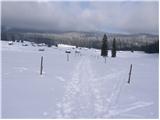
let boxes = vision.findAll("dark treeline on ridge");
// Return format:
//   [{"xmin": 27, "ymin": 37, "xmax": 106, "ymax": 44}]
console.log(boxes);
[{"xmin": 1, "ymin": 27, "xmax": 159, "ymax": 53}]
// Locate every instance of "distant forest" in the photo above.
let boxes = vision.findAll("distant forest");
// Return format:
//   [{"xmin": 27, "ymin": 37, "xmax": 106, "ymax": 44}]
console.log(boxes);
[{"xmin": 1, "ymin": 29, "xmax": 159, "ymax": 53}]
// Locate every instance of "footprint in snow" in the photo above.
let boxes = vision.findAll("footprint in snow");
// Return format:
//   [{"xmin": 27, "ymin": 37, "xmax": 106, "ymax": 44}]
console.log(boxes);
[
  {"xmin": 56, "ymin": 76, "xmax": 66, "ymax": 82},
  {"xmin": 13, "ymin": 67, "xmax": 28, "ymax": 72}
]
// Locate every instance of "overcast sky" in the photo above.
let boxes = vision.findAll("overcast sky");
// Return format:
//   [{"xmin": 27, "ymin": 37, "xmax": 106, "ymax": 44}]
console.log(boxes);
[{"xmin": 1, "ymin": 1, "xmax": 159, "ymax": 34}]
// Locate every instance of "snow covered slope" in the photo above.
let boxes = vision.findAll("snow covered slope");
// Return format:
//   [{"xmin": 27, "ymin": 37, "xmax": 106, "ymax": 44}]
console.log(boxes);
[{"xmin": 1, "ymin": 41, "xmax": 159, "ymax": 118}]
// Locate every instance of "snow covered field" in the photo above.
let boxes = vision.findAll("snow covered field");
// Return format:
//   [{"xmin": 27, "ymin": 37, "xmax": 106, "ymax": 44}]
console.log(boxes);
[{"xmin": 1, "ymin": 41, "xmax": 159, "ymax": 118}]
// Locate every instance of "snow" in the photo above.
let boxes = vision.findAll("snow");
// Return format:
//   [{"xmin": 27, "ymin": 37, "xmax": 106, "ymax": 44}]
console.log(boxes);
[
  {"xmin": 58, "ymin": 44, "xmax": 76, "ymax": 48},
  {"xmin": 1, "ymin": 41, "xmax": 159, "ymax": 118}
]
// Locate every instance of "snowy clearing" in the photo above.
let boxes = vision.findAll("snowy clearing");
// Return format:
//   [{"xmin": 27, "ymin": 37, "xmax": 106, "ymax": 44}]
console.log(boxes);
[{"xmin": 1, "ymin": 41, "xmax": 158, "ymax": 118}]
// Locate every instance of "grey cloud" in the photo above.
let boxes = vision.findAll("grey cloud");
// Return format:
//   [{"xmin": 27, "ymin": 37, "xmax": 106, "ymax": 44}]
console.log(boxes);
[{"xmin": 1, "ymin": 1, "xmax": 159, "ymax": 34}]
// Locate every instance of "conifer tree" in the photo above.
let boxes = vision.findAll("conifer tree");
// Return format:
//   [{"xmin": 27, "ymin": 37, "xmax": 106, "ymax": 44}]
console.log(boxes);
[
  {"xmin": 101, "ymin": 34, "xmax": 108, "ymax": 63},
  {"xmin": 112, "ymin": 38, "xmax": 116, "ymax": 57}
]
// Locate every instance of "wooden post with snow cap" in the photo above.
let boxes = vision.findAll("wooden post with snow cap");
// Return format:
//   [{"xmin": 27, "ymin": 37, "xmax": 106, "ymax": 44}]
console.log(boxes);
[
  {"xmin": 40, "ymin": 56, "xmax": 43, "ymax": 75},
  {"xmin": 67, "ymin": 54, "xmax": 69, "ymax": 61},
  {"xmin": 65, "ymin": 50, "xmax": 71, "ymax": 61},
  {"xmin": 128, "ymin": 64, "xmax": 132, "ymax": 84}
]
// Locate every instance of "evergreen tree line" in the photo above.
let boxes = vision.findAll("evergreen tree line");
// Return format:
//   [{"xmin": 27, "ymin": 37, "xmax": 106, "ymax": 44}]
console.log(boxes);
[
  {"xmin": 101, "ymin": 34, "xmax": 116, "ymax": 58},
  {"xmin": 141, "ymin": 41, "xmax": 159, "ymax": 53},
  {"xmin": 1, "ymin": 31, "xmax": 159, "ymax": 53},
  {"xmin": 100, "ymin": 34, "xmax": 159, "ymax": 55}
]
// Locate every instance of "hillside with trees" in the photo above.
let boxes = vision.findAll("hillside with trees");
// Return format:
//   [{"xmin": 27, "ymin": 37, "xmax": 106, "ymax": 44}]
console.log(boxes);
[{"xmin": 1, "ymin": 26, "xmax": 159, "ymax": 53}]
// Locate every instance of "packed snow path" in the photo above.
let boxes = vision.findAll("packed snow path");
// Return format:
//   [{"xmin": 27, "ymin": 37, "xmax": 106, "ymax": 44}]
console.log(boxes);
[{"xmin": 56, "ymin": 56, "xmax": 128, "ymax": 118}]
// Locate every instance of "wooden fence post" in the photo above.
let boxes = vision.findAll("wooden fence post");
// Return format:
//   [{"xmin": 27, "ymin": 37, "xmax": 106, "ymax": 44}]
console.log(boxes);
[
  {"xmin": 128, "ymin": 64, "xmax": 132, "ymax": 84},
  {"xmin": 65, "ymin": 50, "xmax": 71, "ymax": 62},
  {"xmin": 40, "ymin": 56, "xmax": 43, "ymax": 75},
  {"xmin": 67, "ymin": 54, "xmax": 69, "ymax": 61}
]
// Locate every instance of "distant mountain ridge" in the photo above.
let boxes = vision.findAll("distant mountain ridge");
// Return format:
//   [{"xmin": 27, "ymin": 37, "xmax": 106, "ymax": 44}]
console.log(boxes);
[{"xmin": 2, "ymin": 25, "xmax": 158, "ymax": 38}]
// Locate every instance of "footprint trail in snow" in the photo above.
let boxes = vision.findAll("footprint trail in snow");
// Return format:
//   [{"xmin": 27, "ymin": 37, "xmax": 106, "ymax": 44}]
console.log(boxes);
[{"xmin": 55, "ymin": 56, "xmax": 127, "ymax": 118}]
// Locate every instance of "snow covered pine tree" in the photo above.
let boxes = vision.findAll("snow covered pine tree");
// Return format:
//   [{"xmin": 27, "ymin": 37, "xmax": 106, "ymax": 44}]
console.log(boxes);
[
  {"xmin": 112, "ymin": 38, "xmax": 116, "ymax": 57},
  {"xmin": 101, "ymin": 34, "xmax": 108, "ymax": 62}
]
